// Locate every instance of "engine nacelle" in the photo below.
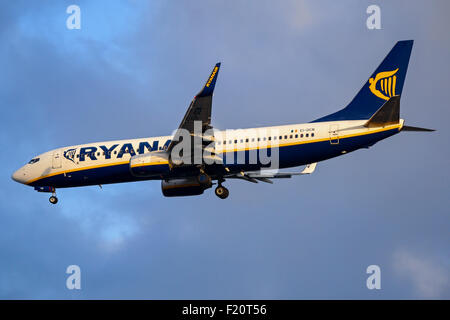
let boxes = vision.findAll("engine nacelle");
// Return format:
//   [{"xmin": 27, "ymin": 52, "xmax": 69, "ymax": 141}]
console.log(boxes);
[
  {"xmin": 129, "ymin": 151, "xmax": 170, "ymax": 177},
  {"xmin": 161, "ymin": 177, "xmax": 212, "ymax": 197}
]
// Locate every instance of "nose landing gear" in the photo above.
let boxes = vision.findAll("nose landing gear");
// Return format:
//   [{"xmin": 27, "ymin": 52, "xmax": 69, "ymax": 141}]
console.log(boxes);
[
  {"xmin": 34, "ymin": 186, "xmax": 59, "ymax": 204},
  {"xmin": 49, "ymin": 191, "xmax": 58, "ymax": 204}
]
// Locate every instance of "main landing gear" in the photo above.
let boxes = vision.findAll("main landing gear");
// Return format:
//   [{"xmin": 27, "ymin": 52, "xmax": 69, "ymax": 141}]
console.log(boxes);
[
  {"xmin": 197, "ymin": 170, "xmax": 228, "ymax": 199},
  {"xmin": 215, "ymin": 184, "xmax": 229, "ymax": 199}
]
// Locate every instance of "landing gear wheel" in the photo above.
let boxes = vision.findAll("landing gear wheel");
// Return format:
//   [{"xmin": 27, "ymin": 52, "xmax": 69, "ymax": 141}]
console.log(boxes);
[
  {"xmin": 215, "ymin": 186, "xmax": 229, "ymax": 199},
  {"xmin": 49, "ymin": 195, "xmax": 58, "ymax": 204}
]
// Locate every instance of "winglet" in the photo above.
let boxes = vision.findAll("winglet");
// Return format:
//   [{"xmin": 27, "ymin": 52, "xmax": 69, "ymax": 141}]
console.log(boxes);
[{"xmin": 197, "ymin": 63, "xmax": 221, "ymax": 97}]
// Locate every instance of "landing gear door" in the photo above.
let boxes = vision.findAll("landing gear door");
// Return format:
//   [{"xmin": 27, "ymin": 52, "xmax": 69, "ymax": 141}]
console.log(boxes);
[
  {"xmin": 329, "ymin": 124, "xmax": 339, "ymax": 145},
  {"xmin": 52, "ymin": 150, "xmax": 62, "ymax": 169}
]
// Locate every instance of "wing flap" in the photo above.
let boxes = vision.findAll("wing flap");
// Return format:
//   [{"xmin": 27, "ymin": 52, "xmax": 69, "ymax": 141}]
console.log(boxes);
[{"xmin": 226, "ymin": 163, "xmax": 318, "ymax": 183}]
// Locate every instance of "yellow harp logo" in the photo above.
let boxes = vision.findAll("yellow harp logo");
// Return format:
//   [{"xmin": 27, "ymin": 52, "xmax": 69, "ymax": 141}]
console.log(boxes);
[{"xmin": 368, "ymin": 68, "xmax": 399, "ymax": 100}]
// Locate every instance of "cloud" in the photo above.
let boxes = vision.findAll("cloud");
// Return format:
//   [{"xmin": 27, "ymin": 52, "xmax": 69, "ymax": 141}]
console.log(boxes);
[{"xmin": 393, "ymin": 248, "xmax": 450, "ymax": 298}]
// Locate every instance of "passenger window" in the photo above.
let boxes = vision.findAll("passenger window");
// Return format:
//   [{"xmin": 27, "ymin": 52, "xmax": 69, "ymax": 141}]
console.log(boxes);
[
  {"xmin": 245, "ymin": 138, "xmax": 249, "ymax": 143},
  {"xmin": 311, "ymin": 133, "xmax": 314, "ymax": 137},
  {"xmin": 284, "ymin": 135, "xmax": 287, "ymax": 139},
  {"xmin": 306, "ymin": 133, "xmax": 309, "ymax": 137},
  {"xmin": 268, "ymin": 137, "xmax": 271, "ymax": 141},
  {"xmin": 300, "ymin": 134, "xmax": 303, "ymax": 138},
  {"xmin": 295, "ymin": 134, "xmax": 298, "ymax": 138},
  {"xmin": 223, "ymin": 141, "xmax": 226, "ymax": 145},
  {"xmin": 290, "ymin": 135, "xmax": 293, "ymax": 139},
  {"xmin": 240, "ymin": 139, "xmax": 243, "ymax": 143}
]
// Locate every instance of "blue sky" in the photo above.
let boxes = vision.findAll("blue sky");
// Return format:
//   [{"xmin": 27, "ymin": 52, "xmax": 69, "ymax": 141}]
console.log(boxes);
[{"xmin": 1, "ymin": 0, "xmax": 449, "ymax": 299}]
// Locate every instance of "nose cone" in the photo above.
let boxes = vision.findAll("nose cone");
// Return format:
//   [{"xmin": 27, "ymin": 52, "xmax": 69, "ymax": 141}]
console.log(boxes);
[{"xmin": 12, "ymin": 168, "xmax": 27, "ymax": 184}]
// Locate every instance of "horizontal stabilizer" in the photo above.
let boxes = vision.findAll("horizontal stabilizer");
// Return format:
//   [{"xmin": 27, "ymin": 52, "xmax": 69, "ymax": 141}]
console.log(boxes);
[
  {"xmin": 401, "ymin": 125, "xmax": 435, "ymax": 132},
  {"xmin": 300, "ymin": 162, "xmax": 317, "ymax": 174},
  {"xmin": 364, "ymin": 96, "xmax": 400, "ymax": 128}
]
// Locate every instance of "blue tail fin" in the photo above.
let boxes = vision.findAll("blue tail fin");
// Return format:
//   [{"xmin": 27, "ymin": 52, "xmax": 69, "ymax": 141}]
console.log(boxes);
[{"xmin": 312, "ymin": 40, "xmax": 413, "ymax": 122}]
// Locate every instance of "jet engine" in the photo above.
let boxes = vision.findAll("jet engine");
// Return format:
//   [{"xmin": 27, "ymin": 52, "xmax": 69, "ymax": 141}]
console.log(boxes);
[
  {"xmin": 129, "ymin": 151, "xmax": 170, "ymax": 177},
  {"xmin": 161, "ymin": 177, "xmax": 212, "ymax": 197}
]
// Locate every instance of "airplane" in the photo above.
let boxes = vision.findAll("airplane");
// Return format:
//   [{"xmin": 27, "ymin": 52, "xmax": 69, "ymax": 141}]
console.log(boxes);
[{"xmin": 12, "ymin": 40, "xmax": 434, "ymax": 204}]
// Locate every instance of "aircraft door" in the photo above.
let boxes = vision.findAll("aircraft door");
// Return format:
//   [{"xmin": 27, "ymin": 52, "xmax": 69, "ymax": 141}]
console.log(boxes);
[
  {"xmin": 329, "ymin": 124, "xmax": 339, "ymax": 144},
  {"xmin": 52, "ymin": 150, "xmax": 62, "ymax": 169}
]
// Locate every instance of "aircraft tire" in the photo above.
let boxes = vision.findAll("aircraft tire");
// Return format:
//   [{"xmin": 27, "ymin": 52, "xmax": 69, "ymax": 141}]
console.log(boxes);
[
  {"xmin": 215, "ymin": 186, "xmax": 229, "ymax": 199},
  {"xmin": 49, "ymin": 196, "xmax": 58, "ymax": 204}
]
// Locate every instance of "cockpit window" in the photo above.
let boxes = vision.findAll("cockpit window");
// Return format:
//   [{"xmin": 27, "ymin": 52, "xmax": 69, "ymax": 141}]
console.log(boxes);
[{"xmin": 28, "ymin": 158, "xmax": 40, "ymax": 164}]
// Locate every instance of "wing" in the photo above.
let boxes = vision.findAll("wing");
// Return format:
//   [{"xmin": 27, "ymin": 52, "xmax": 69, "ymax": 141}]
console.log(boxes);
[
  {"xmin": 167, "ymin": 63, "xmax": 221, "ymax": 154},
  {"xmin": 225, "ymin": 163, "xmax": 318, "ymax": 184}
]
